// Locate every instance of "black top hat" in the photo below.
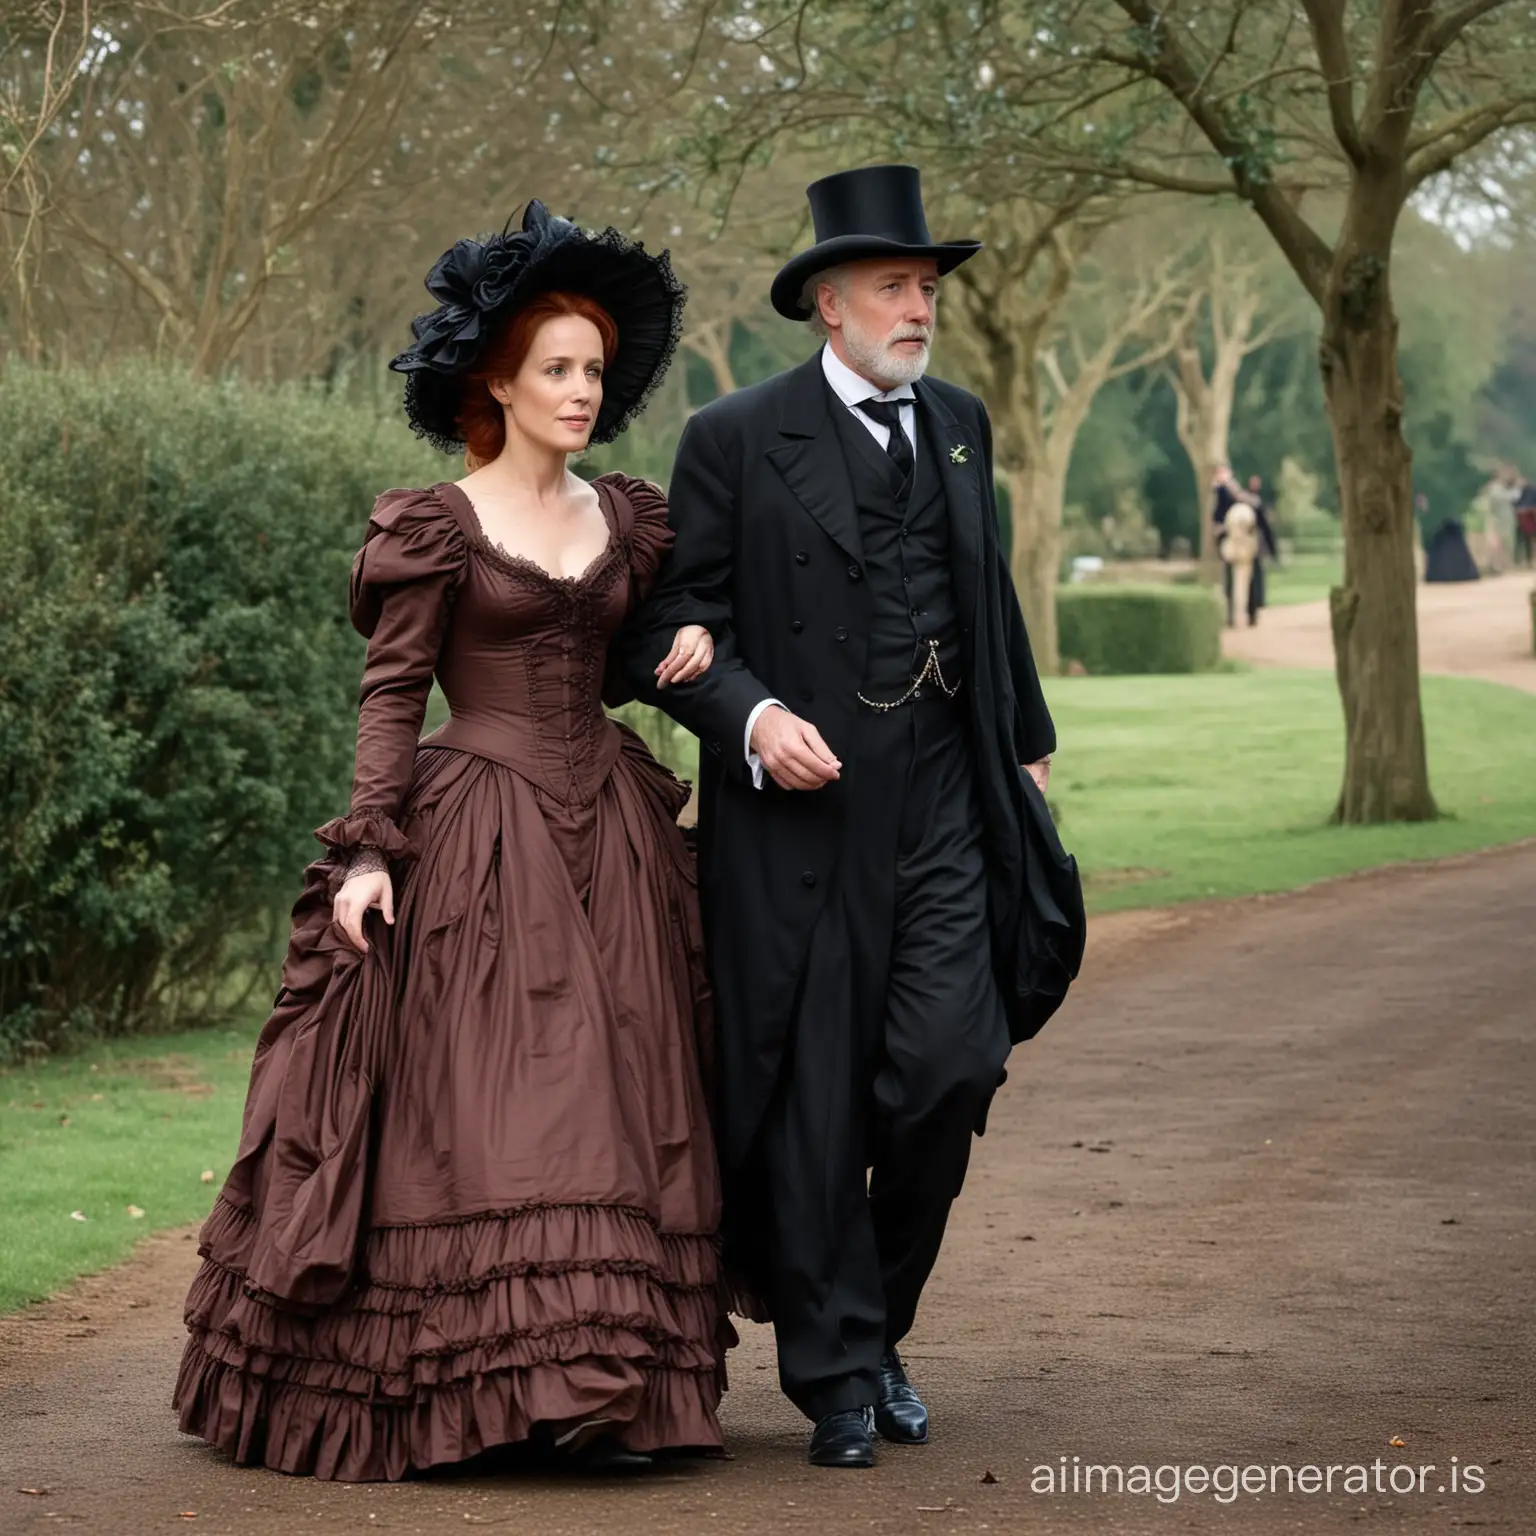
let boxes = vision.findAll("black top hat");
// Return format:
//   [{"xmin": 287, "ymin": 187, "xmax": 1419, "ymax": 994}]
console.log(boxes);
[
  {"xmin": 770, "ymin": 164, "xmax": 981, "ymax": 321},
  {"xmin": 389, "ymin": 200, "xmax": 685, "ymax": 452}
]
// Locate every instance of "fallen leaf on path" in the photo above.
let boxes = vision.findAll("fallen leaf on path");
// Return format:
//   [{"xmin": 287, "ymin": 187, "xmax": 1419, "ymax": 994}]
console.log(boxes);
[
  {"xmin": 126, "ymin": 1205, "xmax": 145, "ymax": 1219},
  {"xmin": 1441, "ymin": 1217, "xmax": 1459, "ymax": 1225},
  {"xmin": 199, "ymin": 1170, "xmax": 214, "ymax": 1183},
  {"xmin": 178, "ymin": 1512, "xmax": 197, "ymax": 1520},
  {"xmin": 980, "ymin": 1470, "xmax": 999, "ymax": 1484},
  {"xmin": 1389, "ymin": 1437, "xmax": 1406, "ymax": 1448},
  {"xmin": 18, "ymin": 1489, "xmax": 49, "ymax": 1496},
  {"xmin": 68, "ymin": 1211, "xmax": 87, "ymax": 1222}
]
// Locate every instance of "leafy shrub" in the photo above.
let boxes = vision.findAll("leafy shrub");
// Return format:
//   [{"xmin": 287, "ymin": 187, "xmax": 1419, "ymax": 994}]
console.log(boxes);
[
  {"xmin": 0, "ymin": 361, "xmax": 445, "ymax": 1059},
  {"xmin": 1056, "ymin": 584, "xmax": 1223, "ymax": 675}
]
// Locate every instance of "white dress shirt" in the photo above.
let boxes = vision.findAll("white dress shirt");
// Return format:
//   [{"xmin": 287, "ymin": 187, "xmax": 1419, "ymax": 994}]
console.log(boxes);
[{"xmin": 743, "ymin": 344, "xmax": 920, "ymax": 788}]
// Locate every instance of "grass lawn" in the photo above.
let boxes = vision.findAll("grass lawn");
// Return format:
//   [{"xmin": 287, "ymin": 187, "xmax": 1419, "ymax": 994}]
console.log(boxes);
[
  {"xmin": 4, "ymin": 668, "xmax": 1532, "ymax": 1314},
  {"xmin": 1264, "ymin": 551, "xmax": 1343, "ymax": 607},
  {"xmin": 0, "ymin": 1026, "xmax": 255, "ymax": 1312},
  {"xmin": 1048, "ymin": 669, "xmax": 1536, "ymax": 912}
]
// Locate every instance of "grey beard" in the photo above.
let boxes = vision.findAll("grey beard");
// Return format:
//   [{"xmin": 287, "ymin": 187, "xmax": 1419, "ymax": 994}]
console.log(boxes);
[{"xmin": 842, "ymin": 313, "xmax": 931, "ymax": 388}]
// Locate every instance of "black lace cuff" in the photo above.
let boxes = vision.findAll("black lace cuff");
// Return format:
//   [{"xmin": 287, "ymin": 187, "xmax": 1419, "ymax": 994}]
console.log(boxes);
[{"xmin": 341, "ymin": 845, "xmax": 389, "ymax": 882}]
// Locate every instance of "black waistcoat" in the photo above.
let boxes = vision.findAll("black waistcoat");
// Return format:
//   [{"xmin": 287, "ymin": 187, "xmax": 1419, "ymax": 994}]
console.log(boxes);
[{"xmin": 828, "ymin": 389, "xmax": 962, "ymax": 695}]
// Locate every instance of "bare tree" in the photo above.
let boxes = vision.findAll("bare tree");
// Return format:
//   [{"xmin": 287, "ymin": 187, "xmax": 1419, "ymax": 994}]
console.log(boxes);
[
  {"xmin": 1167, "ymin": 228, "xmax": 1309, "ymax": 571},
  {"xmin": 945, "ymin": 196, "xmax": 1192, "ymax": 671},
  {"xmin": 1, "ymin": 1, "xmax": 595, "ymax": 376}
]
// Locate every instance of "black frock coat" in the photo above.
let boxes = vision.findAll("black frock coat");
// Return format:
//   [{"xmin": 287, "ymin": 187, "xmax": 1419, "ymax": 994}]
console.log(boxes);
[{"xmin": 624, "ymin": 353, "xmax": 1057, "ymax": 1169}]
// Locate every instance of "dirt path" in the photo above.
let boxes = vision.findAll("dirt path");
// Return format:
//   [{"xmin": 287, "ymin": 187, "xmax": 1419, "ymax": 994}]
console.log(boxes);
[
  {"xmin": 1224, "ymin": 571, "xmax": 1536, "ymax": 692},
  {"xmin": 3, "ymin": 847, "xmax": 1533, "ymax": 1535}
]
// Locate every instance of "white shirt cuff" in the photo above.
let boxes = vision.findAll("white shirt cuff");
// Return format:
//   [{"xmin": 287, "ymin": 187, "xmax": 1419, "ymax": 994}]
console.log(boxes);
[{"xmin": 744, "ymin": 698, "xmax": 784, "ymax": 790}]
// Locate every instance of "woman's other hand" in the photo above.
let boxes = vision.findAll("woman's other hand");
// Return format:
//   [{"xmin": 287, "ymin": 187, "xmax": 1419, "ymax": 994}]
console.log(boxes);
[
  {"xmin": 655, "ymin": 625, "xmax": 714, "ymax": 689},
  {"xmin": 333, "ymin": 869, "xmax": 394, "ymax": 953}
]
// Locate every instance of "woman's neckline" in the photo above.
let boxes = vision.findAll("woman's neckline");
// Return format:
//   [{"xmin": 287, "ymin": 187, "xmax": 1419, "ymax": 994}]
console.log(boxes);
[{"xmin": 434, "ymin": 476, "xmax": 618, "ymax": 586}]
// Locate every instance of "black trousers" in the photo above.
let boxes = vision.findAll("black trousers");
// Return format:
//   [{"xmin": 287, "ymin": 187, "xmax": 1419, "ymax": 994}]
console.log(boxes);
[{"xmin": 731, "ymin": 692, "xmax": 1010, "ymax": 1422}]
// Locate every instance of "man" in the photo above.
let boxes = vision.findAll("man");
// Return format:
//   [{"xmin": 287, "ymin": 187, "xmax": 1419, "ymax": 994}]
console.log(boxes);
[{"xmin": 627, "ymin": 165, "xmax": 1059, "ymax": 1469}]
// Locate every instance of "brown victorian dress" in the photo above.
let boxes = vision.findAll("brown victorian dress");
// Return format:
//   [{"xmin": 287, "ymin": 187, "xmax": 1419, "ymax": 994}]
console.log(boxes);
[{"xmin": 173, "ymin": 474, "xmax": 728, "ymax": 1481}]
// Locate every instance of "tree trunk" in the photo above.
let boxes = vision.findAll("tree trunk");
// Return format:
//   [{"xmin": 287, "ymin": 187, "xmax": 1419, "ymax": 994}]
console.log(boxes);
[
  {"xmin": 1320, "ymin": 242, "xmax": 1436, "ymax": 824},
  {"xmin": 1004, "ymin": 462, "xmax": 1062, "ymax": 676}
]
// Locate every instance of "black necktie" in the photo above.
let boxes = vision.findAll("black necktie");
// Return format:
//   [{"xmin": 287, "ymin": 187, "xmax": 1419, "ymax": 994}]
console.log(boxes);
[{"xmin": 854, "ymin": 398, "xmax": 915, "ymax": 484}]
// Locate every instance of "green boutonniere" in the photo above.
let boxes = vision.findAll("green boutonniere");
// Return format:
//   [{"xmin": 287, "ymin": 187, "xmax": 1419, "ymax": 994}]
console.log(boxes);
[{"xmin": 949, "ymin": 444, "xmax": 971, "ymax": 465}]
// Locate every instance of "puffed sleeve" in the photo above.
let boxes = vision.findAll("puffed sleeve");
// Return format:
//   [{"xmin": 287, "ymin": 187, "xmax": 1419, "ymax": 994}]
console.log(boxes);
[
  {"xmin": 314, "ymin": 488, "xmax": 466, "ymax": 862},
  {"xmin": 605, "ymin": 473, "xmax": 675, "ymax": 610},
  {"xmin": 599, "ymin": 474, "xmax": 678, "ymax": 711}
]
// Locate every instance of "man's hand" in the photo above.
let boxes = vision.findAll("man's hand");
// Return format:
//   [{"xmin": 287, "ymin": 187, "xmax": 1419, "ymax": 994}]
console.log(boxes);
[
  {"xmin": 750, "ymin": 705, "xmax": 841, "ymax": 791},
  {"xmin": 1024, "ymin": 755, "xmax": 1051, "ymax": 795}
]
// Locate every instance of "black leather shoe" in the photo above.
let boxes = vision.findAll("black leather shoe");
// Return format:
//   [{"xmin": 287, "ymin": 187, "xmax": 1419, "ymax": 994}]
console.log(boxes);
[
  {"xmin": 568, "ymin": 1434, "xmax": 654, "ymax": 1472},
  {"xmin": 874, "ymin": 1350, "xmax": 929, "ymax": 1444},
  {"xmin": 808, "ymin": 1406, "xmax": 876, "ymax": 1468}
]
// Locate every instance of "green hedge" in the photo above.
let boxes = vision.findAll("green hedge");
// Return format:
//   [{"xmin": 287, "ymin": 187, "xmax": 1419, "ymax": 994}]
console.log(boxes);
[
  {"xmin": 1056, "ymin": 583, "xmax": 1223, "ymax": 675},
  {"xmin": 0, "ymin": 361, "xmax": 446, "ymax": 1060}
]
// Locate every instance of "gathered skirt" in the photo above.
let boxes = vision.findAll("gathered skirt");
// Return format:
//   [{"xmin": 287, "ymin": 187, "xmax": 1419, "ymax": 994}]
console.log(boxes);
[{"xmin": 174, "ymin": 726, "xmax": 730, "ymax": 1481}]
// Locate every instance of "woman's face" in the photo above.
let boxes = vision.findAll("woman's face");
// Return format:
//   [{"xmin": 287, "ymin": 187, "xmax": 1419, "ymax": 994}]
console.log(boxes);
[{"xmin": 491, "ymin": 313, "xmax": 606, "ymax": 455}]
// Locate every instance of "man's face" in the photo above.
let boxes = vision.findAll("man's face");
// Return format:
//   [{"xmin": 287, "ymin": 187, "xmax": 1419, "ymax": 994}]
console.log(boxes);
[{"xmin": 818, "ymin": 258, "xmax": 940, "ymax": 388}]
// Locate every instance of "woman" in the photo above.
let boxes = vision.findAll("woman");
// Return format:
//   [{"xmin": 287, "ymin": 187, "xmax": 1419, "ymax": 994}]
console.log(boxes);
[{"xmin": 174, "ymin": 202, "xmax": 727, "ymax": 1480}]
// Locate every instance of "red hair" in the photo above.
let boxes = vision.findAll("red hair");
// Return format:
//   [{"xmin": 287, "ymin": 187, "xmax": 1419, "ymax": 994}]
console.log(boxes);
[{"xmin": 457, "ymin": 291, "xmax": 620, "ymax": 465}]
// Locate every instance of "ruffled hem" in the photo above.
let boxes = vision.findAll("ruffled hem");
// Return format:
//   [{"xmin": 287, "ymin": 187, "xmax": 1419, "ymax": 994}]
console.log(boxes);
[
  {"xmin": 314, "ymin": 808, "xmax": 414, "ymax": 862},
  {"xmin": 176, "ymin": 1346, "xmax": 723, "ymax": 1482},
  {"xmin": 177, "ymin": 1196, "xmax": 731, "ymax": 1480}
]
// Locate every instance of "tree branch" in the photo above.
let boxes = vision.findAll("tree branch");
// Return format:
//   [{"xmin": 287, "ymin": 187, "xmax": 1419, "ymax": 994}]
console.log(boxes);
[
  {"xmin": 1111, "ymin": 0, "xmax": 1335, "ymax": 304},
  {"xmin": 1421, "ymin": 0, "xmax": 1517, "ymax": 66},
  {"xmin": 1406, "ymin": 96, "xmax": 1536, "ymax": 188},
  {"xmin": 1299, "ymin": 0, "xmax": 1366, "ymax": 165}
]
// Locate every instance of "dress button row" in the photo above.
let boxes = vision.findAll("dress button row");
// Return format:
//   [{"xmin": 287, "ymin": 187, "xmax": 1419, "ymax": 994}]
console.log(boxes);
[
  {"xmin": 795, "ymin": 551, "xmax": 809, "ymax": 566},
  {"xmin": 847, "ymin": 564, "xmax": 863, "ymax": 582},
  {"xmin": 801, "ymin": 871, "xmax": 818, "ymax": 888},
  {"xmin": 834, "ymin": 627, "xmax": 849, "ymax": 642},
  {"xmin": 791, "ymin": 620, "xmax": 804, "ymax": 634}
]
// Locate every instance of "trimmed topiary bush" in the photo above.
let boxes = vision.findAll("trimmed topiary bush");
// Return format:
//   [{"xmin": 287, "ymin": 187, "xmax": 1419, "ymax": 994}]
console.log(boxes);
[
  {"xmin": 1056, "ymin": 584, "xmax": 1223, "ymax": 676},
  {"xmin": 0, "ymin": 361, "xmax": 447, "ymax": 1059}
]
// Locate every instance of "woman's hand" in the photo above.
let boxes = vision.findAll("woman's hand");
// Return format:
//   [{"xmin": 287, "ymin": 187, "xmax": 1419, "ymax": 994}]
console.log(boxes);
[
  {"xmin": 333, "ymin": 869, "xmax": 394, "ymax": 954},
  {"xmin": 655, "ymin": 624, "xmax": 714, "ymax": 689}
]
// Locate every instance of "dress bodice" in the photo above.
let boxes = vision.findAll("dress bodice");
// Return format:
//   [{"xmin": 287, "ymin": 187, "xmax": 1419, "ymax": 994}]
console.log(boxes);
[
  {"xmin": 317, "ymin": 472, "xmax": 673, "ymax": 863},
  {"xmin": 426, "ymin": 480, "xmax": 636, "ymax": 805}
]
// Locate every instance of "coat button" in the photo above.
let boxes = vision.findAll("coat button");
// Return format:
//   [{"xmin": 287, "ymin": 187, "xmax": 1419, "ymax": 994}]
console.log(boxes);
[
  {"xmin": 834, "ymin": 627, "xmax": 849, "ymax": 642},
  {"xmin": 801, "ymin": 871, "xmax": 818, "ymax": 888},
  {"xmin": 795, "ymin": 551, "xmax": 809, "ymax": 566},
  {"xmin": 847, "ymin": 563, "xmax": 862, "ymax": 581},
  {"xmin": 799, "ymin": 687, "xmax": 814, "ymax": 703},
  {"xmin": 791, "ymin": 620, "xmax": 804, "ymax": 634}
]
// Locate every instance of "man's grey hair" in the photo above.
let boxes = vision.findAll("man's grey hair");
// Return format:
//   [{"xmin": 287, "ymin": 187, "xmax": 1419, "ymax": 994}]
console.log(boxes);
[{"xmin": 801, "ymin": 264, "xmax": 856, "ymax": 338}]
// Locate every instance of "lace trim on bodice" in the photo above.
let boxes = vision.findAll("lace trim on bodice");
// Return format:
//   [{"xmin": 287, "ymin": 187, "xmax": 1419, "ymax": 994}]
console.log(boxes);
[{"xmin": 463, "ymin": 527, "xmax": 628, "ymax": 593}]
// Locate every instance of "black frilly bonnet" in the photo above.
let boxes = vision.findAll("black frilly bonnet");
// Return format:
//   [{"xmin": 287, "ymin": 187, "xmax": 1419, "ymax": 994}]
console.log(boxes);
[{"xmin": 389, "ymin": 200, "xmax": 686, "ymax": 452}]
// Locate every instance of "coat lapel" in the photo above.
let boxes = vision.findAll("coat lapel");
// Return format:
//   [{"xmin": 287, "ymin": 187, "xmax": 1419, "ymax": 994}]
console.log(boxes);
[
  {"xmin": 766, "ymin": 355, "xmax": 864, "ymax": 566},
  {"xmin": 915, "ymin": 379, "xmax": 983, "ymax": 638}
]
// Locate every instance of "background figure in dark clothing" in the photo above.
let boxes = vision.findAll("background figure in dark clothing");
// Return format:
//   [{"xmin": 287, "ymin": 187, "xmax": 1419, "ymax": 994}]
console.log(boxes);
[
  {"xmin": 1514, "ymin": 478, "xmax": 1536, "ymax": 567},
  {"xmin": 1211, "ymin": 466, "xmax": 1278, "ymax": 626}
]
